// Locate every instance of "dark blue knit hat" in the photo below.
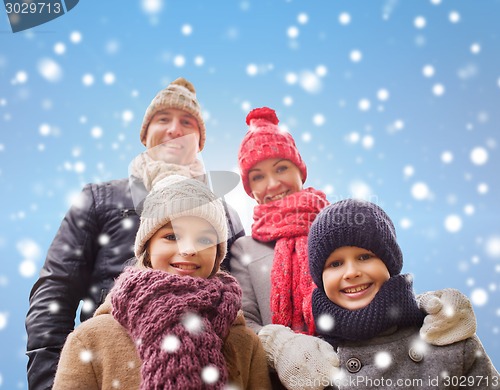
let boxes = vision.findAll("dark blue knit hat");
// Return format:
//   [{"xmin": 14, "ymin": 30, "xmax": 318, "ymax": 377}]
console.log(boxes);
[{"xmin": 308, "ymin": 199, "xmax": 403, "ymax": 291}]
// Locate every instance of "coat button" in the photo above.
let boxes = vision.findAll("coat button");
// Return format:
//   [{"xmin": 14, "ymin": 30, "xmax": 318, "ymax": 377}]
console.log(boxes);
[
  {"xmin": 346, "ymin": 357, "xmax": 362, "ymax": 373},
  {"xmin": 408, "ymin": 347, "xmax": 423, "ymax": 362}
]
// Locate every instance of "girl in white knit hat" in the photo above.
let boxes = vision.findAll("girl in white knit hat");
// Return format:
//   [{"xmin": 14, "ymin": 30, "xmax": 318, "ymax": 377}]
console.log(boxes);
[{"xmin": 53, "ymin": 175, "xmax": 271, "ymax": 390}]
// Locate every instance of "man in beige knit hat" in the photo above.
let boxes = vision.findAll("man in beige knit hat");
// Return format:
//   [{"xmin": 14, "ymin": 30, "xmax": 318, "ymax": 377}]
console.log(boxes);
[{"xmin": 25, "ymin": 78, "xmax": 244, "ymax": 390}]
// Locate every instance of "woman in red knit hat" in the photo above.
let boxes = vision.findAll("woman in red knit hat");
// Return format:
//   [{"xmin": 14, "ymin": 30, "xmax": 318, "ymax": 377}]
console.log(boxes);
[{"xmin": 230, "ymin": 107, "xmax": 478, "ymax": 390}]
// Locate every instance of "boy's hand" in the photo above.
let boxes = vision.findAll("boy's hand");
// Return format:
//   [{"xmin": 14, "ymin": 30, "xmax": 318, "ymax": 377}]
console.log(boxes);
[
  {"xmin": 259, "ymin": 324, "xmax": 339, "ymax": 390},
  {"xmin": 417, "ymin": 288, "xmax": 476, "ymax": 345}
]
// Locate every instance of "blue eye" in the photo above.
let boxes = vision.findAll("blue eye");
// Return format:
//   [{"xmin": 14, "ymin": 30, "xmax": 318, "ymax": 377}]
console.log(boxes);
[
  {"xmin": 329, "ymin": 261, "xmax": 342, "ymax": 268},
  {"xmin": 164, "ymin": 234, "xmax": 178, "ymax": 241},
  {"xmin": 198, "ymin": 237, "xmax": 215, "ymax": 246},
  {"xmin": 251, "ymin": 174, "xmax": 263, "ymax": 182},
  {"xmin": 276, "ymin": 165, "xmax": 288, "ymax": 173}
]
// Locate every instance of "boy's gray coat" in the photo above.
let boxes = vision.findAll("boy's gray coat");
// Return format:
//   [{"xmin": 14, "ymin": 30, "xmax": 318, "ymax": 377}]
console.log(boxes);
[{"xmin": 331, "ymin": 327, "xmax": 499, "ymax": 390}]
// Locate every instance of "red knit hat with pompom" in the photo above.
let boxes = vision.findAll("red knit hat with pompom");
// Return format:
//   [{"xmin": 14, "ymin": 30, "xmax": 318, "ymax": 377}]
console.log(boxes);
[{"xmin": 238, "ymin": 107, "xmax": 307, "ymax": 197}]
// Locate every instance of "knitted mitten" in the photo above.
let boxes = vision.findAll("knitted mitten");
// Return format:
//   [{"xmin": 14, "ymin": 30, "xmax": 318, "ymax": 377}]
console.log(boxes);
[
  {"xmin": 417, "ymin": 288, "xmax": 477, "ymax": 345},
  {"xmin": 258, "ymin": 324, "xmax": 339, "ymax": 390}
]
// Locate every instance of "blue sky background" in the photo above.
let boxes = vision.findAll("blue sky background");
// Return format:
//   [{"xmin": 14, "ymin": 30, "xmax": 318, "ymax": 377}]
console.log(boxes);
[{"xmin": 1, "ymin": 0, "xmax": 499, "ymax": 387}]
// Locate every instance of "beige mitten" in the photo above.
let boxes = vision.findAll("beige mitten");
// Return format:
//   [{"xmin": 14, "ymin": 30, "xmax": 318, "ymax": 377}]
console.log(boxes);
[
  {"xmin": 417, "ymin": 288, "xmax": 476, "ymax": 345},
  {"xmin": 259, "ymin": 324, "xmax": 339, "ymax": 390}
]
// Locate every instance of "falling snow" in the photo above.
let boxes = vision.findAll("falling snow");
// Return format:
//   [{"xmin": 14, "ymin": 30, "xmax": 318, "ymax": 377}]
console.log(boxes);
[
  {"xmin": 182, "ymin": 313, "xmax": 204, "ymax": 334},
  {"xmin": 79, "ymin": 350, "xmax": 93, "ymax": 363},
  {"xmin": 161, "ymin": 335, "xmax": 180, "ymax": 353},
  {"xmin": 317, "ymin": 314, "xmax": 335, "ymax": 331},
  {"xmin": 2, "ymin": 3, "xmax": 499, "ymax": 387},
  {"xmin": 0, "ymin": 312, "xmax": 8, "ymax": 330},
  {"xmin": 471, "ymin": 288, "xmax": 488, "ymax": 306},
  {"xmin": 411, "ymin": 182, "xmax": 430, "ymax": 200},
  {"xmin": 374, "ymin": 351, "xmax": 392, "ymax": 369},
  {"xmin": 201, "ymin": 365, "xmax": 219, "ymax": 384},
  {"xmin": 470, "ymin": 147, "xmax": 488, "ymax": 165}
]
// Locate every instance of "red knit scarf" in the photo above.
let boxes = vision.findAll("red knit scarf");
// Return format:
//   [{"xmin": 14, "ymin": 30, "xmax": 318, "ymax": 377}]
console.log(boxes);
[
  {"xmin": 111, "ymin": 267, "xmax": 241, "ymax": 390},
  {"xmin": 252, "ymin": 187, "xmax": 329, "ymax": 335}
]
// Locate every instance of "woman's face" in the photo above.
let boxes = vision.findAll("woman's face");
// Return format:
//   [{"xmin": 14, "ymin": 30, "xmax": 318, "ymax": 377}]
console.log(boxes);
[
  {"xmin": 248, "ymin": 158, "xmax": 303, "ymax": 204},
  {"xmin": 147, "ymin": 216, "xmax": 218, "ymax": 278}
]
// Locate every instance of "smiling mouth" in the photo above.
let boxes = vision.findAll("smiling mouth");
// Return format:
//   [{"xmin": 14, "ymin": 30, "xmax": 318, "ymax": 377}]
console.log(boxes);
[
  {"xmin": 171, "ymin": 263, "xmax": 199, "ymax": 270},
  {"xmin": 164, "ymin": 143, "xmax": 182, "ymax": 149},
  {"xmin": 266, "ymin": 191, "xmax": 289, "ymax": 202},
  {"xmin": 342, "ymin": 284, "xmax": 371, "ymax": 294}
]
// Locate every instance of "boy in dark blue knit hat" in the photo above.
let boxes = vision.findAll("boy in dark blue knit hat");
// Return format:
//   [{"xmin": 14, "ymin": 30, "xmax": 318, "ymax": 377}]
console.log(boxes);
[{"xmin": 308, "ymin": 199, "xmax": 499, "ymax": 390}]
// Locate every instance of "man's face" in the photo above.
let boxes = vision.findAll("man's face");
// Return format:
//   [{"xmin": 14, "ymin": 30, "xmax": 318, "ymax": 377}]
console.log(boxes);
[{"xmin": 145, "ymin": 108, "xmax": 200, "ymax": 164}]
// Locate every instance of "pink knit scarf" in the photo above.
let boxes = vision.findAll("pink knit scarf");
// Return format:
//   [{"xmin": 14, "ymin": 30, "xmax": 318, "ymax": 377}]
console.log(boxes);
[
  {"xmin": 111, "ymin": 267, "xmax": 242, "ymax": 390},
  {"xmin": 252, "ymin": 187, "xmax": 329, "ymax": 335}
]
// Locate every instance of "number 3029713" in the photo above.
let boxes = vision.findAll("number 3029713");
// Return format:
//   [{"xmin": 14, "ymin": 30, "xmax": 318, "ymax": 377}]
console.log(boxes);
[{"xmin": 5, "ymin": 2, "xmax": 62, "ymax": 14}]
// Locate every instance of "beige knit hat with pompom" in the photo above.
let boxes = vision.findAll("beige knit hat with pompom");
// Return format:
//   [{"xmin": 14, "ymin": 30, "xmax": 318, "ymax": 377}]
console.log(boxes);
[{"xmin": 140, "ymin": 77, "xmax": 206, "ymax": 151}]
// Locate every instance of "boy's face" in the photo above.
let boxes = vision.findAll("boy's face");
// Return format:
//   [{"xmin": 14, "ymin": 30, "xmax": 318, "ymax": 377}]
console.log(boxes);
[
  {"xmin": 147, "ymin": 216, "xmax": 218, "ymax": 279},
  {"xmin": 322, "ymin": 246, "xmax": 390, "ymax": 310}
]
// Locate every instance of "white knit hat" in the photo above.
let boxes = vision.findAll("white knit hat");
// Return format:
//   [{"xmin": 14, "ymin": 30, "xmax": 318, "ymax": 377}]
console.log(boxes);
[
  {"xmin": 140, "ymin": 77, "xmax": 206, "ymax": 151},
  {"xmin": 134, "ymin": 175, "xmax": 227, "ymax": 270}
]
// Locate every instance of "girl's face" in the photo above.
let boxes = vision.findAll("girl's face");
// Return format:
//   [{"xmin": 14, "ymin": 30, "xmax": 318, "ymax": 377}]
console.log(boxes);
[
  {"xmin": 147, "ymin": 216, "xmax": 218, "ymax": 279},
  {"xmin": 248, "ymin": 158, "xmax": 303, "ymax": 204},
  {"xmin": 322, "ymin": 246, "xmax": 390, "ymax": 310}
]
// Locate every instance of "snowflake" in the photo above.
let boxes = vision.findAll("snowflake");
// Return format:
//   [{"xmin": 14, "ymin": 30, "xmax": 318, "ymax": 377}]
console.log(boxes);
[
  {"xmin": 161, "ymin": 335, "xmax": 180, "ymax": 353},
  {"xmin": 182, "ymin": 313, "xmax": 204, "ymax": 334},
  {"xmin": 49, "ymin": 302, "xmax": 60, "ymax": 314},
  {"xmin": 316, "ymin": 65, "xmax": 327, "ymax": 77},
  {"xmin": 444, "ymin": 215, "xmax": 462, "ymax": 233},
  {"xmin": 99, "ymin": 234, "xmax": 110, "ymax": 246},
  {"xmin": 0, "ymin": 312, "xmax": 8, "ymax": 330},
  {"xmin": 350, "ymin": 50, "xmax": 362, "ymax": 63},
  {"xmin": 422, "ymin": 64, "xmax": 435, "ymax": 77},
  {"xmin": 103, "ymin": 73, "xmax": 115, "ymax": 85},
  {"xmin": 317, "ymin": 313, "xmax": 334, "ymax": 332},
  {"xmin": 411, "ymin": 182, "xmax": 430, "ymax": 200},
  {"xmin": 449, "ymin": 11, "xmax": 460, "ymax": 23},
  {"xmin": 297, "ymin": 13, "xmax": 308, "ymax": 25},
  {"xmin": 299, "ymin": 71, "xmax": 322, "ymax": 93},
  {"xmin": 358, "ymin": 99, "xmax": 370, "ymax": 112},
  {"xmin": 82, "ymin": 300, "xmax": 95, "ymax": 314},
  {"xmin": 246, "ymin": 64, "xmax": 258, "ymax": 76},
  {"xmin": 313, "ymin": 114, "xmax": 325, "ymax": 126},
  {"xmin": 470, "ymin": 147, "xmax": 488, "ymax": 165},
  {"xmin": 181, "ymin": 24, "xmax": 193, "ymax": 36},
  {"xmin": 414, "ymin": 16, "xmax": 426, "ymax": 29},
  {"xmin": 38, "ymin": 58, "xmax": 62, "ymax": 82},
  {"xmin": 79, "ymin": 350, "xmax": 93, "ymax": 363},
  {"xmin": 441, "ymin": 151, "xmax": 453, "ymax": 164},
  {"xmin": 485, "ymin": 236, "xmax": 500, "ymax": 258},
  {"xmin": 201, "ymin": 365, "xmax": 219, "ymax": 384},
  {"xmin": 471, "ymin": 288, "xmax": 488, "ymax": 306},
  {"xmin": 362, "ymin": 135, "xmax": 374, "ymax": 149},
  {"xmin": 19, "ymin": 260, "xmax": 37, "ymax": 278},
  {"xmin": 374, "ymin": 351, "xmax": 392, "ymax": 369},
  {"xmin": 339, "ymin": 12, "xmax": 351, "ymax": 25},
  {"xmin": 287, "ymin": 26, "xmax": 299, "ymax": 39},
  {"xmin": 377, "ymin": 89, "xmax": 389, "ymax": 101}
]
